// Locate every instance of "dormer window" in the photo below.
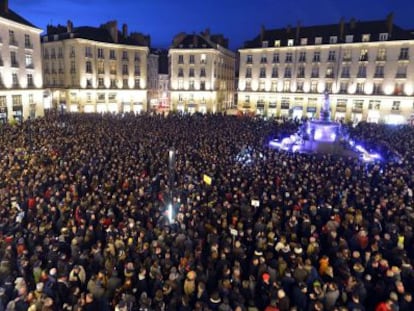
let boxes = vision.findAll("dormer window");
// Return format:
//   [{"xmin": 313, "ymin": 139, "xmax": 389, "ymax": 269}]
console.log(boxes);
[
  {"xmin": 362, "ymin": 34, "xmax": 370, "ymax": 42},
  {"xmin": 346, "ymin": 35, "xmax": 353, "ymax": 43},
  {"xmin": 379, "ymin": 33, "xmax": 388, "ymax": 41},
  {"xmin": 329, "ymin": 36, "xmax": 337, "ymax": 44},
  {"xmin": 315, "ymin": 37, "xmax": 322, "ymax": 44},
  {"xmin": 287, "ymin": 39, "xmax": 294, "ymax": 46},
  {"xmin": 300, "ymin": 38, "xmax": 308, "ymax": 45},
  {"xmin": 274, "ymin": 40, "xmax": 280, "ymax": 47},
  {"xmin": 262, "ymin": 41, "xmax": 268, "ymax": 48}
]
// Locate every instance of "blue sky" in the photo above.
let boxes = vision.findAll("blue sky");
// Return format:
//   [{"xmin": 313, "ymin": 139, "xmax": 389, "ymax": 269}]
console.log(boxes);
[{"xmin": 10, "ymin": 0, "xmax": 414, "ymax": 50}]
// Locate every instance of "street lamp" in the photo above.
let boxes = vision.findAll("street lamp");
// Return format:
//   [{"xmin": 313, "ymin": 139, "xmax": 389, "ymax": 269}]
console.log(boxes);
[{"xmin": 168, "ymin": 148, "xmax": 176, "ymax": 223}]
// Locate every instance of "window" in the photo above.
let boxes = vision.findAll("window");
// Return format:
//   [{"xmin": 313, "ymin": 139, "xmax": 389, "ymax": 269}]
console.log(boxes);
[
  {"xmin": 274, "ymin": 40, "xmax": 280, "ymax": 47},
  {"xmin": 272, "ymin": 53, "xmax": 279, "ymax": 63},
  {"xmin": 300, "ymin": 38, "xmax": 308, "ymax": 45},
  {"xmin": 86, "ymin": 61, "xmax": 92, "ymax": 74},
  {"xmin": 368, "ymin": 100, "xmax": 381, "ymax": 110},
  {"xmin": 343, "ymin": 49, "xmax": 352, "ymax": 61},
  {"xmin": 178, "ymin": 55, "xmax": 184, "ymax": 64},
  {"xmin": 362, "ymin": 34, "xmax": 370, "ymax": 42},
  {"xmin": 356, "ymin": 82, "xmax": 365, "ymax": 94},
  {"xmin": 178, "ymin": 68, "xmax": 184, "ymax": 77},
  {"xmin": 325, "ymin": 65, "xmax": 334, "ymax": 78},
  {"xmin": 346, "ymin": 35, "xmax": 353, "ymax": 43},
  {"xmin": 122, "ymin": 64, "xmax": 128, "ymax": 75},
  {"xmin": 97, "ymin": 93, "xmax": 105, "ymax": 101},
  {"xmin": 97, "ymin": 62, "xmax": 104, "ymax": 74},
  {"xmin": 353, "ymin": 100, "xmax": 364, "ymax": 111},
  {"xmin": 341, "ymin": 66, "xmax": 350, "ymax": 78},
  {"xmin": 246, "ymin": 55, "xmax": 253, "ymax": 64},
  {"xmin": 245, "ymin": 67, "xmax": 252, "ymax": 78},
  {"xmin": 200, "ymin": 68, "xmax": 206, "ymax": 77},
  {"xmin": 260, "ymin": 67, "xmax": 266, "ymax": 78},
  {"xmin": 392, "ymin": 101, "xmax": 400, "ymax": 111},
  {"xmin": 377, "ymin": 48, "xmax": 386, "ymax": 61},
  {"xmin": 189, "ymin": 55, "xmax": 195, "ymax": 64},
  {"xmin": 271, "ymin": 67, "xmax": 278, "ymax": 78},
  {"xmin": 189, "ymin": 80, "xmax": 195, "ymax": 90},
  {"xmin": 297, "ymin": 81, "xmax": 304, "ymax": 92},
  {"xmin": 299, "ymin": 52, "xmax": 306, "ymax": 62},
  {"xmin": 25, "ymin": 54, "xmax": 33, "ymax": 68},
  {"xmin": 262, "ymin": 41, "xmax": 268, "ymax": 48},
  {"xmin": 339, "ymin": 82, "xmax": 348, "ymax": 93},
  {"xmin": 86, "ymin": 79, "xmax": 92, "ymax": 88},
  {"xmin": 357, "ymin": 65, "xmax": 367, "ymax": 78},
  {"xmin": 12, "ymin": 95, "xmax": 22, "ymax": 106},
  {"xmin": 98, "ymin": 78, "xmax": 104, "ymax": 88},
  {"xmin": 283, "ymin": 81, "xmax": 291, "ymax": 92},
  {"xmin": 200, "ymin": 81, "xmax": 205, "ymax": 90},
  {"xmin": 329, "ymin": 36, "xmax": 337, "ymax": 44},
  {"xmin": 315, "ymin": 37, "xmax": 322, "ymax": 44},
  {"xmin": 134, "ymin": 78, "xmax": 140, "ymax": 88},
  {"xmin": 285, "ymin": 52, "xmax": 292, "ymax": 63},
  {"xmin": 373, "ymin": 83, "xmax": 382, "ymax": 95},
  {"xmin": 200, "ymin": 54, "xmax": 207, "ymax": 64},
  {"xmin": 58, "ymin": 47, "xmax": 63, "ymax": 58},
  {"xmin": 399, "ymin": 48, "xmax": 409, "ymax": 60},
  {"xmin": 281, "ymin": 97, "xmax": 290, "ymax": 109},
  {"xmin": 110, "ymin": 79, "xmax": 117, "ymax": 88},
  {"xmin": 394, "ymin": 83, "xmax": 404, "ymax": 96},
  {"xmin": 27, "ymin": 74, "xmax": 33, "ymax": 87},
  {"xmin": 70, "ymin": 61, "xmax": 76, "ymax": 74},
  {"xmin": 396, "ymin": 65, "xmax": 407, "ymax": 78},
  {"xmin": 311, "ymin": 66, "xmax": 319, "ymax": 78},
  {"xmin": 85, "ymin": 47, "xmax": 92, "ymax": 58},
  {"xmin": 9, "ymin": 30, "xmax": 16, "ymax": 45},
  {"xmin": 134, "ymin": 53, "xmax": 141, "ymax": 62},
  {"xmin": 109, "ymin": 63, "xmax": 117, "ymax": 75},
  {"xmin": 43, "ymin": 48, "xmax": 49, "ymax": 59},
  {"xmin": 310, "ymin": 81, "xmax": 318, "ymax": 93},
  {"xmin": 260, "ymin": 55, "xmax": 267, "ymax": 64},
  {"xmin": 109, "ymin": 50, "xmax": 116, "ymax": 60},
  {"xmin": 313, "ymin": 51, "xmax": 320, "ymax": 62},
  {"xmin": 379, "ymin": 33, "xmax": 388, "ymax": 41},
  {"xmin": 10, "ymin": 51, "xmax": 18, "ymax": 67},
  {"xmin": 134, "ymin": 65, "xmax": 140, "ymax": 76},
  {"xmin": 374, "ymin": 65, "xmax": 384, "ymax": 78},
  {"xmin": 24, "ymin": 34, "xmax": 32, "ymax": 48},
  {"xmin": 245, "ymin": 81, "xmax": 251, "ymax": 91},
  {"xmin": 11, "ymin": 73, "xmax": 18, "ymax": 87},
  {"xmin": 297, "ymin": 65, "xmax": 305, "ymax": 78},
  {"xmin": 122, "ymin": 51, "xmax": 128, "ymax": 60},
  {"xmin": 122, "ymin": 79, "xmax": 128, "ymax": 88},
  {"xmin": 287, "ymin": 39, "xmax": 294, "ymax": 46},
  {"xmin": 108, "ymin": 93, "xmax": 117, "ymax": 100},
  {"xmin": 325, "ymin": 82, "xmax": 333, "ymax": 93},
  {"xmin": 98, "ymin": 48, "xmax": 104, "ymax": 59},
  {"xmin": 189, "ymin": 68, "xmax": 195, "ymax": 77},
  {"xmin": 359, "ymin": 49, "xmax": 368, "ymax": 61},
  {"xmin": 328, "ymin": 51, "xmax": 336, "ymax": 62},
  {"xmin": 284, "ymin": 66, "xmax": 292, "ymax": 78},
  {"xmin": 271, "ymin": 81, "xmax": 277, "ymax": 92}
]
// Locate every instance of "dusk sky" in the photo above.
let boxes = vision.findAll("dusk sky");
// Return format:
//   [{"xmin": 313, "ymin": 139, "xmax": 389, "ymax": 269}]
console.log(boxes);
[{"xmin": 11, "ymin": 0, "xmax": 414, "ymax": 50}]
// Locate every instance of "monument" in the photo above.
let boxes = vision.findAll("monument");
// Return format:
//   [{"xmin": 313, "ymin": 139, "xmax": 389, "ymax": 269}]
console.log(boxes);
[{"xmin": 269, "ymin": 91, "xmax": 383, "ymax": 162}]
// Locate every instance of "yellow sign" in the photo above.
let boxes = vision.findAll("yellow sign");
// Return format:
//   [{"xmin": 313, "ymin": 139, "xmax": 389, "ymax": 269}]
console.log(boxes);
[{"xmin": 203, "ymin": 174, "xmax": 212, "ymax": 185}]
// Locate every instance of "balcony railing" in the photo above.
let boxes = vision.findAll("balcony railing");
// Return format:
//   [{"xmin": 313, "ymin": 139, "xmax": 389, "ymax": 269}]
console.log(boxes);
[
  {"xmin": 374, "ymin": 73, "xmax": 384, "ymax": 78},
  {"xmin": 26, "ymin": 63, "xmax": 34, "ymax": 69},
  {"xmin": 11, "ymin": 61, "xmax": 19, "ymax": 68},
  {"xmin": 399, "ymin": 55, "xmax": 409, "ymax": 61},
  {"xmin": 341, "ymin": 72, "xmax": 350, "ymax": 78},
  {"xmin": 396, "ymin": 73, "xmax": 407, "ymax": 79},
  {"xmin": 9, "ymin": 39, "xmax": 18, "ymax": 46},
  {"xmin": 311, "ymin": 73, "xmax": 319, "ymax": 78},
  {"xmin": 25, "ymin": 42, "xmax": 33, "ymax": 49}
]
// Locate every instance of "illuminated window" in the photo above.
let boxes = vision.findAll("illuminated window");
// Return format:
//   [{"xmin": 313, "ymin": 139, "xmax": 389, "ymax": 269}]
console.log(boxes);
[
  {"xmin": 27, "ymin": 74, "xmax": 34, "ymax": 87},
  {"xmin": 274, "ymin": 40, "xmax": 280, "ymax": 47},
  {"xmin": 283, "ymin": 80, "xmax": 290, "ymax": 92},
  {"xmin": 315, "ymin": 37, "xmax": 322, "ymax": 44},
  {"xmin": 310, "ymin": 81, "xmax": 318, "ymax": 92},
  {"xmin": 343, "ymin": 49, "xmax": 352, "ymax": 61},
  {"xmin": 379, "ymin": 33, "xmax": 388, "ymax": 41},
  {"xmin": 300, "ymin": 38, "xmax": 307, "ymax": 45},
  {"xmin": 25, "ymin": 54, "xmax": 33, "ymax": 67},
  {"xmin": 359, "ymin": 49, "xmax": 368, "ymax": 61},
  {"xmin": 392, "ymin": 101, "xmax": 400, "ymax": 111},
  {"xmin": 329, "ymin": 36, "xmax": 337, "ymax": 44},
  {"xmin": 287, "ymin": 39, "xmax": 294, "ymax": 46},
  {"xmin": 377, "ymin": 48, "xmax": 386, "ymax": 61},
  {"xmin": 200, "ymin": 54, "xmax": 207, "ymax": 64},
  {"xmin": 362, "ymin": 34, "xmax": 370, "ymax": 42}
]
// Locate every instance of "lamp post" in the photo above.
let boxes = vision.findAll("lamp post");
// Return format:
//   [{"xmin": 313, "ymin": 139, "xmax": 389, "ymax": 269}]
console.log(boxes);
[{"xmin": 168, "ymin": 148, "xmax": 176, "ymax": 223}]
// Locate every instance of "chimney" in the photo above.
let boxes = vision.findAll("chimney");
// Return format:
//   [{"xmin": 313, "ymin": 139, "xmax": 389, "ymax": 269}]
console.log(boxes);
[
  {"xmin": 260, "ymin": 25, "xmax": 265, "ymax": 41},
  {"xmin": 122, "ymin": 23, "xmax": 128, "ymax": 38},
  {"xmin": 1, "ymin": 0, "xmax": 8, "ymax": 13},
  {"xmin": 386, "ymin": 12, "xmax": 394, "ymax": 37},
  {"xmin": 67, "ymin": 20, "xmax": 73, "ymax": 33},
  {"xmin": 295, "ymin": 20, "xmax": 301, "ymax": 41},
  {"xmin": 349, "ymin": 18, "xmax": 356, "ymax": 30},
  {"xmin": 103, "ymin": 20, "xmax": 118, "ymax": 43},
  {"xmin": 339, "ymin": 17, "xmax": 345, "ymax": 40}
]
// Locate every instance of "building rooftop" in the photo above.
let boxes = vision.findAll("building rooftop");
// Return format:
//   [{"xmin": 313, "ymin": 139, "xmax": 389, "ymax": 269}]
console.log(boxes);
[
  {"xmin": 0, "ymin": 7, "xmax": 38, "ymax": 29},
  {"xmin": 43, "ymin": 21, "xmax": 150, "ymax": 46},
  {"xmin": 171, "ymin": 30, "xmax": 229, "ymax": 49},
  {"xmin": 243, "ymin": 15, "xmax": 414, "ymax": 48}
]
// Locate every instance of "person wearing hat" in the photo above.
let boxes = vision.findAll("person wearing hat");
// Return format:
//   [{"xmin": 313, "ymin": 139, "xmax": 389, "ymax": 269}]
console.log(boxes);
[{"xmin": 254, "ymin": 272, "xmax": 272, "ymax": 310}]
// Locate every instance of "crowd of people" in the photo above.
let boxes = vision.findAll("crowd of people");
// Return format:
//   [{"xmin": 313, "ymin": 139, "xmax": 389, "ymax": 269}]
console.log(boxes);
[{"xmin": 0, "ymin": 111, "xmax": 413, "ymax": 311}]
